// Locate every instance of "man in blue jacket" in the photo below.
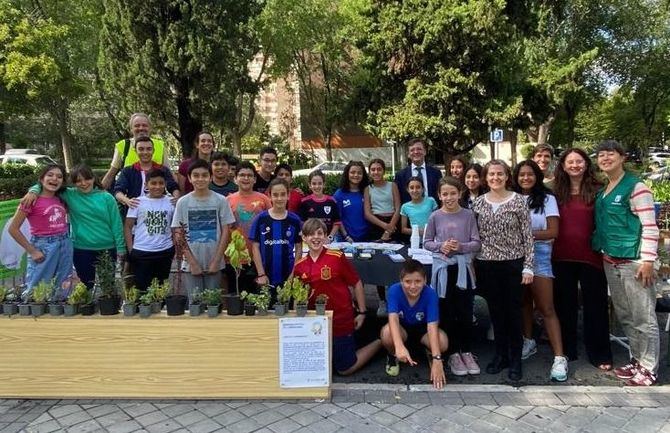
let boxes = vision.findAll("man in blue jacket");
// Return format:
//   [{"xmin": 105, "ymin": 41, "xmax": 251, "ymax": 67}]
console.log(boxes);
[
  {"xmin": 394, "ymin": 138, "xmax": 442, "ymax": 204},
  {"xmin": 114, "ymin": 136, "xmax": 180, "ymax": 211}
]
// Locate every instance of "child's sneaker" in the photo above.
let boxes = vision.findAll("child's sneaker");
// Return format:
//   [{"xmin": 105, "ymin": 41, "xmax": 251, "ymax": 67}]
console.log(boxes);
[
  {"xmin": 448, "ymin": 353, "xmax": 468, "ymax": 376},
  {"xmin": 625, "ymin": 366, "xmax": 656, "ymax": 386},
  {"xmin": 377, "ymin": 301, "xmax": 388, "ymax": 317},
  {"xmin": 385, "ymin": 354, "xmax": 399, "ymax": 377},
  {"xmin": 460, "ymin": 352, "xmax": 481, "ymax": 375},
  {"xmin": 614, "ymin": 361, "xmax": 638, "ymax": 379},
  {"xmin": 550, "ymin": 356, "xmax": 568, "ymax": 382},
  {"xmin": 521, "ymin": 337, "xmax": 537, "ymax": 360}
]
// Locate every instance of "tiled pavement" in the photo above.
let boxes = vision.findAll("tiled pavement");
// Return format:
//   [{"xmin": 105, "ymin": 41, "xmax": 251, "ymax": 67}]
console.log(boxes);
[{"xmin": 2, "ymin": 385, "xmax": 670, "ymax": 433}]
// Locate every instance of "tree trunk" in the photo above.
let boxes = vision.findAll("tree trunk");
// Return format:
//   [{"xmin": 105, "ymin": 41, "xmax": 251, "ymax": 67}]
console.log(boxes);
[
  {"xmin": 231, "ymin": 129, "xmax": 242, "ymax": 157},
  {"xmin": 175, "ymin": 80, "xmax": 201, "ymax": 158},
  {"xmin": 0, "ymin": 121, "xmax": 6, "ymax": 154},
  {"xmin": 509, "ymin": 128, "xmax": 518, "ymax": 166},
  {"xmin": 324, "ymin": 129, "xmax": 333, "ymax": 161},
  {"xmin": 489, "ymin": 140, "xmax": 496, "ymax": 160},
  {"xmin": 52, "ymin": 100, "xmax": 74, "ymax": 171}
]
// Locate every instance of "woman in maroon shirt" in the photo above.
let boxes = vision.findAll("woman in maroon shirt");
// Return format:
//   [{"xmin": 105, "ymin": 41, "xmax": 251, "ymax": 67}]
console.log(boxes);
[{"xmin": 552, "ymin": 148, "xmax": 613, "ymax": 371}]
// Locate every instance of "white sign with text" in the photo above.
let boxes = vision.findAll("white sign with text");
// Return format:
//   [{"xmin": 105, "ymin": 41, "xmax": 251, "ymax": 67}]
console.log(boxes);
[{"xmin": 279, "ymin": 317, "xmax": 330, "ymax": 388}]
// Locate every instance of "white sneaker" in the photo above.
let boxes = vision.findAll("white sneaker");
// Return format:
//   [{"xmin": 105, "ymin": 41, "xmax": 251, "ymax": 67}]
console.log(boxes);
[
  {"xmin": 376, "ymin": 301, "xmax": 387, "ymax": 317},
  {"xmin": 521, "ymin": 338, "xmax": 537, "ymax": 360},
  {"xmin": 448, "ymin": 353, "xmax": 468, "ymax": 376},
  {"xmin": 551, "ymin": 356, "xmax": 568, "ymax": 382}
]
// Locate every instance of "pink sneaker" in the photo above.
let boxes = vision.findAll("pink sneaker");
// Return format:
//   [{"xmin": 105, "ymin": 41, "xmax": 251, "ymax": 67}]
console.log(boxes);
[
  {"xmin": 460, "ymin": 352, "xmax": 480, "ymax": 375},
  {"xmin": 625, "ymin": 366, "xmax": 657, "ymax": 386},
  {"xmin": 614, "ymin": 361, "xmax": 638, "ymax": 379},
  {"xmin": 448, "ymin": 353, "xmax": 468, "ymax": 376}
]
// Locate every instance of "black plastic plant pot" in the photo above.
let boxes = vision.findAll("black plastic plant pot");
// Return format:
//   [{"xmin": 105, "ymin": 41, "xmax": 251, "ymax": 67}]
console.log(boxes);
[
  {"xmin": 3, "ymin": 303, "xmax": 18, "ymax": 315},
  {"xmin": 63, "ymin": 304, "xmax": 78, "ymax": 316},
  {"xmin": 123, "ymin": 303, "xmax": 137, "ymax": 317},
  {"xmin": 244, "ymin": 303, "xmax": 256, "ymax": 316},
  {"xmin": 31, "ymin": 303, "xmax": 46, "ymax": 317},
  {"xmin": 18, "ymin": 304, "xmax": 31, "ymax": 316},
  {"xmin": 139, "ymin": 304, "xmax": 152, "ymax": 318},
  {"xmin": 98, "ymin": 297, "xmax": 120, "ymax": 315},
  {"xmin": 189, "ymin": 303, "xmax": 202, "ymax": 316},
  {"xmin": 80, "ymin": 303, "xmax": 95, "ymax": 316},
  {"xmin": 48, "ymin": 303, "xmax": 64, "ymax": 316},
  {"xmin": 166, "ymin": 295, "xmax": 187, "ymax": 316},
  {"xmin": 207, "ymin": 304, "xmax": 220, "ymax": 318},
  {"xmin": 257, "ymin": 307, "xmax": 268, "ymax": 316},
  {"xmin": 315, "ymin": 303, "xmax": 326, "ymax": 315},
  {"xmin": 226, "ymin": 295, "xmax": 243, "ymax": 316},
  {"xmin": 151, "ymin": 302, "xmax": 162, "ymax": 314},
  {"xmin": 296, "ymin": 303, "xmax": 308, "ymax": 317}
]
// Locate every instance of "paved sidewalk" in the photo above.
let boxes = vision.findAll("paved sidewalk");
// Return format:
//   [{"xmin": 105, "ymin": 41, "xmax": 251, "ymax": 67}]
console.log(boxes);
[{"xmin": 2, "ymin": 385, "xmax": 670, "ymax": 433}]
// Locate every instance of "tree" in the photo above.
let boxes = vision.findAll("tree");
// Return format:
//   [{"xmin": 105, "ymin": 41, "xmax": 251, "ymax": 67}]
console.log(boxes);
[
  {"xmin": 99, "ymin": 0, "xmax": 262, "ymax": 157},
  {"xmin": 0, "ymin": 0, "xmax": 98, "ymax": 169},
  {"xmin": 258, "ymin": 0, "xmax": 357, "ymax": 161},
  {"xmin": 352, "ymin": 0, "xmax": 523, "ymax": 163}
]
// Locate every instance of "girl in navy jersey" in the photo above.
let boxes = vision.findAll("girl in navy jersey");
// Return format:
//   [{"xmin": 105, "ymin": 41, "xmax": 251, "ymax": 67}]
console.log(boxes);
[
  {"xmin": 299, "ymin": 170, "xmax": 340, "ymax": 241},
  {"xmin": 250, "ymin": 178, "xmax": 302, "ymax": 298}
]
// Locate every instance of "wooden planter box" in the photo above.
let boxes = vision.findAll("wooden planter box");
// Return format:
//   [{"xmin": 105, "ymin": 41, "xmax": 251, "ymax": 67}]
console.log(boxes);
[{"xmin": 0, "ymin": 312, "xmax": 331, "ymax": 399}]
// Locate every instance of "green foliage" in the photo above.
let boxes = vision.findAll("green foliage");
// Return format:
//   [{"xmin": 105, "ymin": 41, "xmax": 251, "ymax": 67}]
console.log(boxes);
[
  {"xmin": 314, "ymin": 293, "xmax": 328, "ymax": 305},
  {"xmin": 650, "ymin": 181, "xmax": 670, "ymax": 203},
  {"xmin": 0, "ymin": 286, "xmax": 7, "ymax": 303},
  {"xmin": 520, "ymin": 144, "xmax": 535, "ymax": 160},
  {"xmin": 289, "ymin": 277, "xmax": 310, "ymax": 305},
  {"xmin": 202, "ymin": 289, "xmax": 221, "ymax": 306},
  {"xmin": 139, "ymin": 292, "xmax": 153, "ymax": 306},
  {"xmin": 0, "ymin": 165, "xmax": 38, "ymax": 200},
  {"xmin": 275, "ymin": 279, "xmax": 293, "ymax": 305},
  {"xmin": 147, "ymin": 278, "xmax": 169, "ymax": 303},
  {"xmin": 224, "ymin": 230, "xmax": 251, "ymax": 296},
  {"xmin": 123, "ymin": 286, "xmax": 139, "ymax": 305},
  {"xmin": 241, "ymin": 285, "xmax": 271, "ymax": 311},
  {"xmin": 31, "ymin": 280, "xmax": 51, "ymax": 304},
  {"xmin": 67, "ymin": 282, "xmax": 88, "ymax": 305},
  {"xmin": 94, "ymin": 250, "xmax": 117, "ymax": 299},
  {"xmin": 188, "ymin": 286, "xmax": 202, "ymax": 305}
]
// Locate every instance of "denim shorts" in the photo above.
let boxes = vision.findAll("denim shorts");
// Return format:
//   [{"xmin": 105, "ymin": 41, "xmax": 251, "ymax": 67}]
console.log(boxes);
[
  {"xmin": 25, "ymin": 232, "xmax": 73, "ymax": 300},
  {"xmin": 533, "ymin": 241, "xmax": 554, "ymax": 278}
]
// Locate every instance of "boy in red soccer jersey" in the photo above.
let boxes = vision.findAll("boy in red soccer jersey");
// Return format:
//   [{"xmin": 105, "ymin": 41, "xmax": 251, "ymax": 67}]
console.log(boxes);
[{"xmin": 294, "ymin": 218, "xmax": 381, "ymax": 375}]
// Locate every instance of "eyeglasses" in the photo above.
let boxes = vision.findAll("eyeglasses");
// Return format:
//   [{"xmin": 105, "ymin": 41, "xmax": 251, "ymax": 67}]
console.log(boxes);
[{"xmin": 261, "ymin": 158, "xmax": 277, "ymax": 163}]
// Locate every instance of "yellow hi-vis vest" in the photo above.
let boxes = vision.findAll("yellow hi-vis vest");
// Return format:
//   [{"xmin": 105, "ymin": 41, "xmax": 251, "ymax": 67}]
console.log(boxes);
[{"xmin": 115, "ymin": 137, "xmax": 165, "ymax": 167}]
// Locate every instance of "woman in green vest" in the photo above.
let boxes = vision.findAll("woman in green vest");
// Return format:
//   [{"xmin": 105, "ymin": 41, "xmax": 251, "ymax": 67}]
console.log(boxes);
[
  {"xmin": 593, "ymin": 140, "xmax": 660, "ymax": 386},
  {"xmin": 101, "ymin": 113, "xmax": 168, "ymax": 190}
]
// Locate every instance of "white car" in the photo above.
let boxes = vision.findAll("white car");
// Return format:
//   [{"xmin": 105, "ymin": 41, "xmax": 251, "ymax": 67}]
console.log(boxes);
[
  {"xmin": 293, "ymin": 161, "xmax": 348, "ymax": 177},
  {"xmin": 648, "ymin": 152, "xmax": 670, "ymax": 168},
  {"xmin": 0, "ymin": 149, "xmax": 58, "ymax": 166},
  {"xmin": 644, "ymin": 166, "xmax": 670, "ymax": 181}
]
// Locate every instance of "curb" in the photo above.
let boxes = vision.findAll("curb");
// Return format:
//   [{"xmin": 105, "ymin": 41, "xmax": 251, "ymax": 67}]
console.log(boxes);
[{"xmin": 333, "ymin": 383, "xmax": 670, "ymax": 394}]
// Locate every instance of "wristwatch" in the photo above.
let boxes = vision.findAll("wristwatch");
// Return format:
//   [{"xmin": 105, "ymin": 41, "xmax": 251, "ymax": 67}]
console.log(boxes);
[{"xmin": 431, "ymin": 355, "xmax": 443, "ymax": 360}]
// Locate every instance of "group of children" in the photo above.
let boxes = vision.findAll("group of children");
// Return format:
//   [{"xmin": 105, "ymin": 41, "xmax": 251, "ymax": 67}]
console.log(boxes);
[{"xmin": 9, "ymin": 134, "xmax": 660, "ymax": 388}]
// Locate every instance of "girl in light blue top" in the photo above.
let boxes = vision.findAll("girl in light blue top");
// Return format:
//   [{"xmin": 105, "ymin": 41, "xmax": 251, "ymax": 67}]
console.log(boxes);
[{"xmin": 400, "ymin": 176, "xmax": 437, "ymax": 238}]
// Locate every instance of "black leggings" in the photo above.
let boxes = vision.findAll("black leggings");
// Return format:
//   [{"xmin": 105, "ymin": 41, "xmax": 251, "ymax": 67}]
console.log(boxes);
[
  {"xmin": 553, "ymin": 261, "xmax": 612, "ymax": 365},
  {"xmin": 129, "ymin": 247, "xmax": 175, "ymax": 293},
  {"xmin": 475, "ymin": 258, "xmax": 524, "ymax": 362},
  {"xmin": 439, "ymin": 264, "xmax": 474, "ymax": 354}
]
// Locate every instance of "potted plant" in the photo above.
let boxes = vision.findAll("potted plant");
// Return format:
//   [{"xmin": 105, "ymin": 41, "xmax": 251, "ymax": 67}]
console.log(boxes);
[
  {"xmin": 242, "ymin": 285, "xmax": 271, "ymax": 316},
  {"xmin": 30, "ymin": 280, "xmax": 50, "ymax": 317},
  {"xmin": 188, "ymin": 286, "xmax": 203, "ymax": 316},
  {"xmin": 165, "ymin": 280, "xmax": 187, "ymax": 316},
  {"xmin": 146, "ymin": 278, "xmax": 166, "ymax": 314},
  {"xmin": 314, "ymin": 293, "xmax": 329, "ymax": 315},
  {"xmin": 48, "ymin": 280, "xmax": 65, "ymax": 316},
  {"xmin": 65, "ymin": 282, "xmax": 87, "ymax": 316},
  {"xmin": 0, "ymin": 286, "xmax": 16, "ymax": 315},
  {"xmin": 224, "ymin": 230, "xmax": 250, "ymax": 316},
  {"xmin": 291, "ymin": 277, "xmax": 310, "ymax": 317},
  {"xmin": 79, "ymin": 288, "xmax": 95, "ymax": 316},
  {"xmin": 274, "ymin": 280, "xmax": 292, "ymax": 316},
  {"xmin": 138, "ymin": 293, "xmax": 153, "ymax": 318},
  {"xmin": 202, "ymin": 289, "xmax": 221, "ymax": 318},
  {"xmin": 95, "ymin": 251, "xmax": 120, "ymax": 315},
  {"xmin": 123, "ymin": 285, "xmax": 139, "ymax": 317}
]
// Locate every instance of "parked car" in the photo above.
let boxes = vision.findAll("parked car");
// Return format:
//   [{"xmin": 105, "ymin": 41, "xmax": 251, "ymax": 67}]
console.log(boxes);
[
  {"xmin": 292, "ymin": 161, "xmax": 348, "ymax": 177},
  {"xmin": 644, "ymin": 166, "xmax": 670, "ymax": 181},
  {"xmin": 648, "ymin": 152, "xmax": 670, "ymax": 168},
  {"xmin": 0, "ymin": 149, "xmax": 58, "ymax": 167}
]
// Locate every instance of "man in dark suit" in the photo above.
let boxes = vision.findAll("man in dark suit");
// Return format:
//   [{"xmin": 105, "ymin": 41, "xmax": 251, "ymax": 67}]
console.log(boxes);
[{"xmin": 394, "ymin": 138, "xmax": 442, "ymax": 204}]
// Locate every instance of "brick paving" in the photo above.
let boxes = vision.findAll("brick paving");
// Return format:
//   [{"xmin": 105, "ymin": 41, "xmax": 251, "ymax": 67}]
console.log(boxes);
[{"xmin": 2, "ymin": 385, "xmax": 670, "ymax": 433}]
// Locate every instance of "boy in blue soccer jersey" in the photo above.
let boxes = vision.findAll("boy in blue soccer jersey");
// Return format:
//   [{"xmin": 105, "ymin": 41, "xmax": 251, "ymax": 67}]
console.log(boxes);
[
  {"xmin": 249, "ymin": 178, "xmax": 302, "ymax": 299},
  {"xmin": 380, "ymin": 259, "xmax": 449, "ymax": 389}
]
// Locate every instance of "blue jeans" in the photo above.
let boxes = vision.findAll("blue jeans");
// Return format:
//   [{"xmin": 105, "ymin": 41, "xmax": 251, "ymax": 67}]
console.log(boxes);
[
  {"xmin": 73, "ymin": 248, "xmax": 117, "ymax": 291},
  {"xmin": 24, "ymin": 232, "xmax": 73, "ymax": 301}
]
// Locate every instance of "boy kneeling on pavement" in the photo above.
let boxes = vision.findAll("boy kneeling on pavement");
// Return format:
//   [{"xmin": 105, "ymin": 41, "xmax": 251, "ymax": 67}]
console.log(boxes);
[{"xmin": 381, "ymin": 259, "xmax": 449, "ymax": 389}]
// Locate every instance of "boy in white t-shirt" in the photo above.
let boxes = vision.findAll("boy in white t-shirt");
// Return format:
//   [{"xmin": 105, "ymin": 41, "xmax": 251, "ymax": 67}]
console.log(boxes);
[{"xmin": 124, "ymin": 169, "xmax": 176, "ymax": 293}]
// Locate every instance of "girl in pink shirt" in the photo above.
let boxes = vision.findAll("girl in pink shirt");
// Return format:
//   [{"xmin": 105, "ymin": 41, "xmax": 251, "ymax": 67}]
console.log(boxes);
[{"xmin": 9, "ymin": 164, "xmax": 73, "ymax": 300}]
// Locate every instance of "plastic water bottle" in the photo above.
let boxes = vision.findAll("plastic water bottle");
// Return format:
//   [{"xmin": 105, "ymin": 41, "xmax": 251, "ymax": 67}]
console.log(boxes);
[{"xmin": 410, "ymin": 225, "xmax": 420, "ymax": 249}]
